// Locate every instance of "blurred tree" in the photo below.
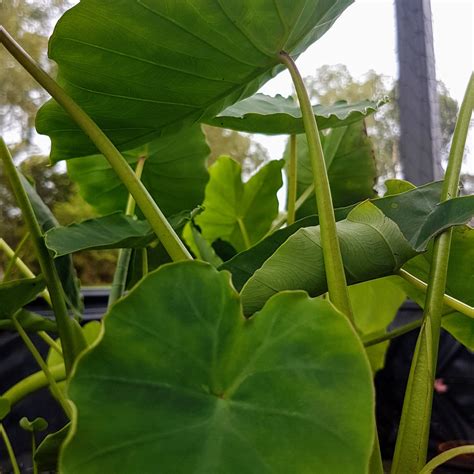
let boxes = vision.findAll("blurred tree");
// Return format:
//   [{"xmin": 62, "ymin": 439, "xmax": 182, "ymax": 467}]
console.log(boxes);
[
  {"xmin": 0, "ymin": 0, "xmax": 75, "ymax": 156},
  {"xmin": 203, "ymin": 125, "xmax": 269, "ymax": 177},
  {"xmin": 304, "ymin": 65, "xmax": 460, "ymax": 184}
]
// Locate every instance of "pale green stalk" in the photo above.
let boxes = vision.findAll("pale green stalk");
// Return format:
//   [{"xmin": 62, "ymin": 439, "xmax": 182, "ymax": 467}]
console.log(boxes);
[
  {"xmin": 0, "ymin": 27, "xmax": 191, "ymax": 263},
  {"xmin": 12, "ymin": 313, "xmax": 71, "ymax": 418},
  {"xmin": 2, "ymin": 232, "xmax": 29, "ymax": 282},
  {"xmin": 269, "ymin": 183, "xmax": 314, "ymax": 233},
  {"xmin": 0, "ymin": 238, "xmax": 63, "ymax": 355},
  {"xmin": 279, "ymin": 51, "xmax": 353, "ymax": 321},
  {"xmin": 398, "ymin": 269, "xmax": 474, "ymax": 318},
  {"xmin": 0, "ymin": 139, "xmax": 86, "ymax": 374},
  {"xmin": 0, "ymin": 424, "xmax": 20, "ymax": 474},
  {"xmin": 287, "ymin": 134, "xmax": 297, "ymax": 225},
  {"xmin": 2, "ymin": 365, "xmax": 66, "ymax": 408},
  {"xmin": 108, "ymin": 156, "xmax": 147, "ymax": 308},
  {"xmin": 419, "ymin": 445, "xmax": 474, "ymax": 474},
  {"xmin": 391, "ymin": 73, "xmax": 474, "ymax": 473}
]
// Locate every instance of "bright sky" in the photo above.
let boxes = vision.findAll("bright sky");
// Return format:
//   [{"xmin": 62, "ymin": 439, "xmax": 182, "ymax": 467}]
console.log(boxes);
[
  {"xmin": 255, "ymin": 0, "xmax": 474, "ymax": 161},
  {"xmin": 30, "ymin": 0, "xmax": 473, "ymax": 170}
]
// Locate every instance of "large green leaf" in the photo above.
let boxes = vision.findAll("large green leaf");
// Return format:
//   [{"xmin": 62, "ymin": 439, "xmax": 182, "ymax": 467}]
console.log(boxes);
[
  {"xmin": 61, "ymin": 262, "xmax": 374, "ymax": 474},
  {"xmin": 240, "ymin": 202, "xmax": 416, "ymax": 315},
  {"xmin": 0, "ymin": 276, "xmax": 45, "ymax": 318},
  {"xmin": 20, "ymin": 174, "xmax": 82, "ymax": 313},
  {"xmin": 205, "ymin": 94, "xmax": 383, "ymax": 134},
  {"xmin": 195, "ymin": 156, "xmax": 283, "ymax": 252},
  {"xmin": 45, "ymin": 210, "xmax": 194, "ymax": 257},
  {"xmin": 401, "ymin": 225, "xmax": 474, "ymax": 349},
  {"xmin": 66, "ymin": 127, "xmax": 209, "ymax": 216},
  {"xmin": 37, "ymin": 0, "xmax": 353, "ymax": 161},
  {"xmin": 222, "ymin": 181, "xmax": 474, "ymax": 294},
  {"xmin": 287, "ymin": 120, "xmax": 377, "ymax": 215}
]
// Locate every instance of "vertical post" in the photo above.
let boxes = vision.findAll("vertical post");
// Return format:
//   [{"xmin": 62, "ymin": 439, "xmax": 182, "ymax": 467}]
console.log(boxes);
[{"xmin": 396, "ymin": 0, "xmax": 443, "ymax": 184}]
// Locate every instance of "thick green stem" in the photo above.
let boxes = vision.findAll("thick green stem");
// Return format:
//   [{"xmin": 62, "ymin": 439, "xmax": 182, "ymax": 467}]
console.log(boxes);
[
  {"xmin": 12, "ymin": 314, "xmax": 71, "ymax": 418},
  {"xmin": 2, "ymin": 365, "xmax": 66, "ymax": 408},
  {"xmin": 398, "ymin": 269, "xmax": 474, "ymax": 318},
  {"xmin": 391, "ymin": 73, "xmax": 474, "ymax": 474},
  {"xmin": 279, "ymin": 51, "xmax": 353, "ymax": 321},
  {"xmin": 287, "ymin": 134, "xmax": 297, "ymax": 225},
  {"xmin": 108, "ymin": 157, "xmax": 146, "ymax": 308},
  {"xmin": 0, "ymin": 27, "xmax": 192, "ymax": 263},
  {"xmin": 0, "ymin": 139, "xmax": 85, "ymax": 374},
  {"xmin": 2, "ymin": 232, "xmax": 29, "ymax": 282},
  {"xmin": 0, "ymin": 424, "xmax": 20, "ymax": 474}
]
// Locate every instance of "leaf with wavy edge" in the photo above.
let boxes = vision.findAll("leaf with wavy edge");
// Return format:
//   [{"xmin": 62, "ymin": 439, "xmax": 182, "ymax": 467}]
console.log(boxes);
[
  {"xmin": 61, "ymin": 261, "xmax": 374, "ymax": 474},
  {"xmin": 66, "ymin": 126, "xmax": 209, "ymax": 216},
  {"xmin": 37, "ymin": 0, "xmax": 353, "ymax": 161},
  {"xmin": 205, "ymin": 94, "xmax": 385, "ymax": 134}
]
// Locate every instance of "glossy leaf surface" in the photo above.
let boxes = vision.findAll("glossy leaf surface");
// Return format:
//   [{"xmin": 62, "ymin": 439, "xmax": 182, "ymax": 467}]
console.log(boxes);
[
  {"xmin": 195, "ymin": 157, "xmax": 283, "ymax": 252},
  {"xmin": 66, "ymin": 127, "xmax": 209, "ymax": 216},
  {"xmin": 62, "ymin": 262, "xmax": 374, "ymax": 474},
  {"xmin": 206, "ymin": 94, "xmax": 383, "ymax": 134},
  {"xmin": 37, "ymin": 0, "xmax": 353, "ymax": 161}
]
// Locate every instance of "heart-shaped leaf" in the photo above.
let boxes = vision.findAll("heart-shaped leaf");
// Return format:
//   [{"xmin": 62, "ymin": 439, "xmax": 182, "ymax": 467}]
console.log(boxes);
[
  {"xmin": 45, "ymin": 210, "xmax": 195, "ymax": 257},
  {"xmin": 19, "ymin": 416, "xmax": 49, "ymax": 433},
  {"xmin": 195, "ymin": 156, "xmax": 283, "ymax": 252},
  {"xmin": 205, "ymin": 94, "xmax": 384, "ymax": 134},
  {"xmin": 37, "ymin": 1, "xmax": 354, "ymax": 161},
  {"xmin": 66, "ymin": 127, "xmax": 209, "ymax": 216},
  {"xmin": 61, "ymin": 262, "xmax": 374, "ymax": 473}
]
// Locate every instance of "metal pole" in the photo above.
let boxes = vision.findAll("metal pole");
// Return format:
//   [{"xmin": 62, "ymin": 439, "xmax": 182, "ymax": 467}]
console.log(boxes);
[{"xmin": 396, "ymin": 0, "xmax": 443, "ymax": 184}]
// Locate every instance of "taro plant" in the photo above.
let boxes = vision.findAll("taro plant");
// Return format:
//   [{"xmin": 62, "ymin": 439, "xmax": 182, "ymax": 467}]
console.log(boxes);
[{"xmin": 0, "ymin": 1, "xmax": 473, "ymax": 473}]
